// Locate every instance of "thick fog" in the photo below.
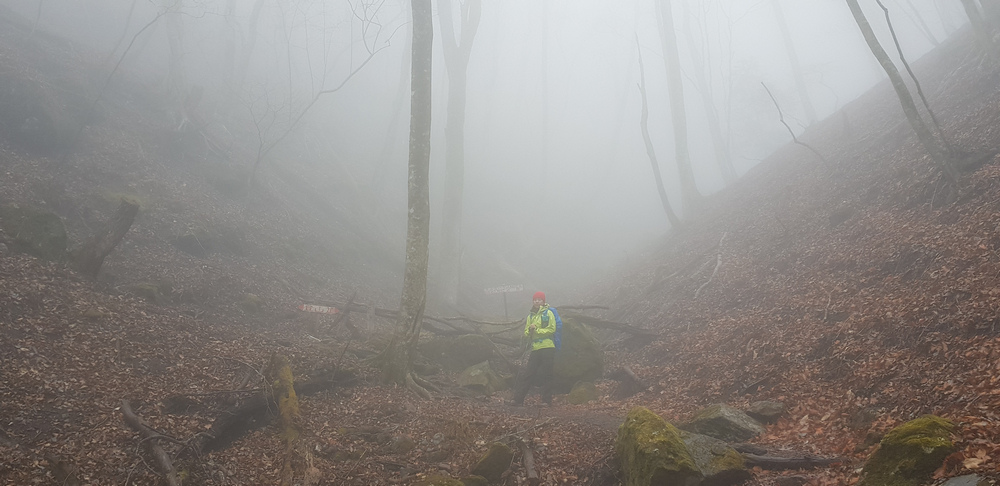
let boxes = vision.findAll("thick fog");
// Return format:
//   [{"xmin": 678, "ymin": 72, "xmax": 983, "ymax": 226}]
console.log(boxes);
[{"xmin": 4, "ymin": 0, "xmax": 967, "ymax": 313}]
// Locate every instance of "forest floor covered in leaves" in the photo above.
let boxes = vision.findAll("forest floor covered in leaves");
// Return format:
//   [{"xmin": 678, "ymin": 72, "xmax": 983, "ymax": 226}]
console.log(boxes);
[{"xmin": 3, "ymin": 8, "xmax": 1000, "ymax": 486}]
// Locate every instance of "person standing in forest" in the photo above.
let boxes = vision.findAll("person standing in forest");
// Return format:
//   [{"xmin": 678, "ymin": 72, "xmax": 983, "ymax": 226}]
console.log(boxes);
[{"xmin": 510, "ymin": 291, "xmax": 557, "ymax": 407}]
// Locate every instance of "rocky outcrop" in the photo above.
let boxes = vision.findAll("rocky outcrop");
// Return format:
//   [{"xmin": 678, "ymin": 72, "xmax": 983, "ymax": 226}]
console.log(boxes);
[
  {"xmin": 552, "ymin": 319, "xmax": 604, "ymax": 392},
  {"xmin": 859, "ymin": 415, "xmax": 955, "ymax": 486},
  {"xmin": 457, "ymin": 361, "xmax": 508, "ymax": 395},
  {"xmin": 680, "ymin": 404, "xmax": 766, "ymax": 442}
]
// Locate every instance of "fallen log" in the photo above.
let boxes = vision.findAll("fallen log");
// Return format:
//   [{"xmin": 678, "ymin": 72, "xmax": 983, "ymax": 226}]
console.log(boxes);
[
  {"xmin": 742, "ymin": 453, "xmax": 846, "ymax": 470},
  {"xmin": 120, "ymin": 400, "xmax": 181, "ymax": 486},
  {"xmin": 198, "ymin": 372, "xmax": 353, "ymax": 453},
  {"xmin": 519, "ymin": 439, "xmax": 541, "ymax": 486}
]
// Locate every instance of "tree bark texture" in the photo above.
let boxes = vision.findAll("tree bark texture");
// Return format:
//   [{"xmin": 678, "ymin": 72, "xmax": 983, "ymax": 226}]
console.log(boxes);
[
  {"xmin": 436, "ymin": 0, "xmax": 481, "ymax": 308},
  {"xmin": 655, "ymin": 0, "xmax": 701, "ymax": 215},
  {"xmin": 382, "ymin": 0, "xmax": 434, "ymax": 385},
  {"xmin": 960, "ymin": 0, "xmax": 999, "ymax": 57},
  {"xmin": 74, "ymin": 198, "xmax": 139, "ymax": 279},
  {"xmin": 846, "ymin": 0, "xmax": 956, "ymax": 180},
  {"xmin": 635, "ymin": 37, "xmax": 681, "ymax": 228},
  {"xmin": 773, "ymin": 0, "xmax": 818, "ymax": 125},
  {"xmin": 680, "ymin": 2, "xmax": 737, "ymax": 185}
]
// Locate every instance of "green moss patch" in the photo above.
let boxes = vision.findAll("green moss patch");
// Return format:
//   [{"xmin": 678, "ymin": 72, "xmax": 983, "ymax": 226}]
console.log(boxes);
[
  {"xmin": 616, "ymin": 407, "xmax": 702, "ymax": 486},
  {"xmin": 860, "ymin": 415, "xmax": 955, "ymax": 486}
]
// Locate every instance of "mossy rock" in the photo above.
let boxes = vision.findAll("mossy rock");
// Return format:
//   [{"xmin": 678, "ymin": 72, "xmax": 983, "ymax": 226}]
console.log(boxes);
[
  {"xmin": 0, "ymin": 204, "xmax": 67, "ymax": 260},
  {"xmin": 552, "ymin": 319, "xmax": 604, "ymax": 393},
  {"xmin": 414, "ymin": 476, "xmax": 464, "ymax": 486},
  {"xmin": 859, "ymin": 415, "xmax": 955, "ymax": 486},
  {"xmin": 419, "ymin": 334, "xmax": 497, "ymax": 371},
  {"xmin": 680, "ymin": 404, "xmax": 766, "ymax": 442},
  {"xmin": 459, "ymin": 475, "xmax": 489, "ymax": 486},
  {"xmin": 239, "ymin": 293, "xmax": 264, "ymax": 314},
  {"xmin": 680, "ymin": 431, "xmax": 749, "ymax": 485},
  {"xmin": 568, "ymin": 381, "xmax": 599, "ymax": 404},
  {"xmin": 457, "ymin": 361, "xmax": 508, "ymax": 395},
  {"xmin": 470, "ymin": 442, "xmax": 513, "ymax": 484},
  {"xmin": 616, "ymin": 407, "xmax": 702, "ymax": 486}
]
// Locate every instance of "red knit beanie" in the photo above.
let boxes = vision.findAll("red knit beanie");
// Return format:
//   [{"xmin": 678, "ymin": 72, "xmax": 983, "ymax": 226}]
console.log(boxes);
[{"xmin": 533, "ymin": 291, "xmax": 546, "ymax": 302}]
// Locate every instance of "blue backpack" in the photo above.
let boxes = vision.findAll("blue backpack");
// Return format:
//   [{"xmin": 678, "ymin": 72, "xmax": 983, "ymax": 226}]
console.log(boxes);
[{"xmin": 542, "ymin": 306, "xmax": 564, "ymax": 350}]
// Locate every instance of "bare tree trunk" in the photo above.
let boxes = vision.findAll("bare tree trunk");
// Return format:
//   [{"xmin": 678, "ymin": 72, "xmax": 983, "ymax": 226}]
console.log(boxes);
[
  {"xmin": 164, "ymin": 0, "xmax": 185, "ymax": 100},
  {"xmin": 436, "ymin": 0, "xmax": 481, "ymax": 308},
  {"xmin": 960, "ymin": 0, "xmax": 999, "ymax": 56},
  {"xmin": 773, "ymin": 0, "xmax": 818, "ymax": 125},
  {"xmin": 655, "ymin": 0, "xmax": 701, "ymax": 215},
  {"xmin": 846, "ymin": 0, "xmax": 956, "ymax": 181},
  {"xmin": 893, "ymin": 0, "xmax": 940, "ymax": 46},
  {"xmin": 636, "ymin": 36, "xmax": 680, "ymax": 228},
  {"xmin": 102, "ymin": 0, "xmax": 139, "ymax": 68},
  {"xmin": 380, "ymin": 0, "xmax": 433, "ymax": 385},
  {"xmin": 74, "ymin": 199, "xmax": 139, "ymax": 279},
  {"xmin": 979, "ymin": 0, "xmax": 1000, "ymax": 27},
  {"xmin": 680, "ymin": 0, "xmax": 737, "ymax": 185}
]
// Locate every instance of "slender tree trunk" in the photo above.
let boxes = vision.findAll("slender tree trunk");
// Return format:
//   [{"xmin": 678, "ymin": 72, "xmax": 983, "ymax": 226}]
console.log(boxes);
[
  {"xmin": 436, "ymin": 0, "xmax": 481, "ymax": 308},
  {"xmin": 960, "ymin": 0, "xmax": 999, "ymax": 56},
  {"xmin": 680, "ymin": 0, "xmax": 737, "ymax": 185},
  {"xmin": 636, "ymin": 37, "xmax": 681, "ymax": 228},
  {"xmin": 846, "ymin": 0, "xmax": 956, "ymax": 180},
  {"xmin": 772, "ymin": 0, "xmax": 818, "ymax": 125},
  {"xmin": 655, "ymin": 0, "xmax": 701, "ymax": 214},
  {"xmin": 164, "ymin": 0, "xmax": 185, "ymax": 100},
  {"xmin": 235, "ymin": 0, "xmax": 266, "ymax": 96},
  {"xmin": 381, "ymin": 0, "xmax": 433, "ymax": 385},
  {"xmin": 103, "ymin": 0, "xmax": 139, "ymax": 68},
  {"xmin": 894, "ymin": 0, "xmax": 939, "ymax": 46},
  {"xmin": 979, "ymin": 0, "xmax": 1000, "ymax": 27}
]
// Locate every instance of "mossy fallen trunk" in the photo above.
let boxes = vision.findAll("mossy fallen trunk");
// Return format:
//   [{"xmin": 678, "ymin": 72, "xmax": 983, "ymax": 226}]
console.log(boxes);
[
  {"xmin": 859, "ymin": 415, "xmax": 955, "ymax": 486},
  {"xmin": 616, "ymin": 407, "xmax": 702, "ymax": 486}
]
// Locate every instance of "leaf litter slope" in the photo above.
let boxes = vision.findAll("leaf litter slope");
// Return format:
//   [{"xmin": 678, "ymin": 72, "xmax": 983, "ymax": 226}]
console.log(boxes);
[
  {"xmin": 1, "ymin": 14, "xmax": 1000, "ymax": 486},
  {"xmin": 593, "ymin": 28, "xmax": 1000, "ymax": 485}
]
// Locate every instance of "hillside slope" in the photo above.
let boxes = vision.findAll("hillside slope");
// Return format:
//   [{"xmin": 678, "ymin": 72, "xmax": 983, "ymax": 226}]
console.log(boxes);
[
  {"xmin": 3, "ymin": 9, "xmax": 1000, "ymax": 486},
  {"xmin": 591, "ymin": 24, "xmax": 1000, "ymax": 485}
]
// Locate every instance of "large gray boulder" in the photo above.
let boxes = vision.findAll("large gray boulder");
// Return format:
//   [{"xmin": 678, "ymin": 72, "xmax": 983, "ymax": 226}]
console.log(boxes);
[
  {"xmin": 680, "ymin": 404, "xmax": 766, "ymax": 442},
  {"xmin": 680, "ymin": 432, "xmax": 750, "ymax": 486},
  {"xmin": 552, "ymin": 319, "xmax": 604, "ymax": 392},
  {"xmin": 456, "ymin": 361, "xmax": 508, "ymax": 395}
]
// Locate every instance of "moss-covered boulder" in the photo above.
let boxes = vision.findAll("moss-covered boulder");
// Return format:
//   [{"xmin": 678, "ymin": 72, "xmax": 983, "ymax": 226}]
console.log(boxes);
[
  {"xmin": 859, "ymin": 415, "xmax": 955, "ymax": 486},
  {"xmin": 616, "ymin": 407, "xmax": 702, "ymax": 486},
  {"xmin": 414, "ymin": 475, "xmax": 464, "ymax": 486},
  {"xmin": 459, "ymin": 475, "xmax": 489, "ymax": 486},
  {"xmin": 0, "ymin": 204, "xmax": 67, "ymax": 260},
  {"xmin": 457, "ymin": 361, "xmax": 508, "ymax": 395},
  {"xmin": 470, "ymin": 442, "xmax": 513, "ymax": 483},
  {"xmin": 552, "ymin": 319, "xmax": 604, "ymax": 392},
  {"xmin": 420, "ymin": 334, "xmax": 497, "ymax": 372},
  {"xmin": 680, "ymin": 404, "xmax": 766, "ymax": 442},
  {"xmin": 680, "ymin": 431, "xmax": 750, "ymax": 485},
  {"xmin": 568, "ymin": 381, "xmax": 599, "ymax": 404}
]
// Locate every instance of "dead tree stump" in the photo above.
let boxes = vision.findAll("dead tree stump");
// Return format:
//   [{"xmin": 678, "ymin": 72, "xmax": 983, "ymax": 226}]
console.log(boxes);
[{"xmin": 74, "ymin": 198, "xmax": 139, "ymax": 278}]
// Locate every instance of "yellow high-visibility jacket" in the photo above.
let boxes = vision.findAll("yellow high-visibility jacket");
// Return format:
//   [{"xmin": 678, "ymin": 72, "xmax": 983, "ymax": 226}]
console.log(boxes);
[{"xmin": 524, "ymin": 305, "xmax": 557, "ymax": 351}]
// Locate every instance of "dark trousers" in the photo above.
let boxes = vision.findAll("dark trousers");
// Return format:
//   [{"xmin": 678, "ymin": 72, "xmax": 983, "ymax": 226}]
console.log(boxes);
[{"xmin": 512, "ymin": 347, "xmax": 555, "ymax": 405}]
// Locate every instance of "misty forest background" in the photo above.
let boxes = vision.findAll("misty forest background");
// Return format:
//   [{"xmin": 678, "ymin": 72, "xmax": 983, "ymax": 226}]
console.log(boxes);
[{"xmin": 4, "ymin": 0, "xmax": 1000, "ymax": 484}]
